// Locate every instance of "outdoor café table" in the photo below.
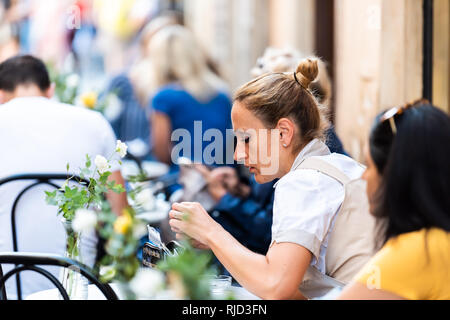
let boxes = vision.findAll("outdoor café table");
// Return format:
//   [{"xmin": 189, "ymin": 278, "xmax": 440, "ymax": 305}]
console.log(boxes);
[{"xmin": 25, "ymin": 283, "xmax": 261, "ymax": 300}]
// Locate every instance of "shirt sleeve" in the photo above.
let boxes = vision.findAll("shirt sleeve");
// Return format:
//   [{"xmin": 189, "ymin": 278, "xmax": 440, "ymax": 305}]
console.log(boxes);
[
  {"xmin": 151, "ymin": 89, "xmax": 174, "ymax": 117},
  {"xmin": 271, "ymin": 169, "xmax": 345, "ymax": 262}
]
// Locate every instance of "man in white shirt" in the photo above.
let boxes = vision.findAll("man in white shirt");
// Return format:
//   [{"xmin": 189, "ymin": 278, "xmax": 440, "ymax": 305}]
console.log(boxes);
[{"xmin": 0, "ymin": 55, "xmax": 128, "ymax": 299}]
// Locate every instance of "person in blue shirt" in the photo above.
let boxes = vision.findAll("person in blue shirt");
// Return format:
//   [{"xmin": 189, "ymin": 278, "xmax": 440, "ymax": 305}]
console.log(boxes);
[
  {"xmin": 151, "ymin": 85, "xmax": 232, "ymax": 167},
  {"xmin": 148, "ymin": 25, "xmax": 232, "ymax": 170},
  {"xmin": 105, "ymin": 74, "xmax": 150, "ymax": 148},
  {"xmin": 101, "ymin": 14, "xmax": 183, "ymax": 161}
]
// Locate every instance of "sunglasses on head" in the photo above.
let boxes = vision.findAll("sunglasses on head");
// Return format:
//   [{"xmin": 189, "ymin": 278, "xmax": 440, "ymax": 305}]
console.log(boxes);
[{"xmin": 379, "ymin": 99, "xmax": 429, "ymax": 134}]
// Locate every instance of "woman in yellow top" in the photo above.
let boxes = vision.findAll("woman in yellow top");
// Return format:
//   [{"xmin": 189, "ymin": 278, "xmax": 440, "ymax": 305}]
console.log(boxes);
[{"xmin": 338, "ymin": 100, "xmax": 450, "ymax": 300}]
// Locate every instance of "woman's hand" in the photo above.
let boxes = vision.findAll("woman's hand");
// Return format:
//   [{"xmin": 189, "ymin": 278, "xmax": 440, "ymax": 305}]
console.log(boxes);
[
  {"xmin": 170, "ymin": 203, "xmax": 312, "ymax": 300},
  {"xmin": 169, "ymin": 202, "xmax": 221, "ymax": 246},
  {"xmin": 175, "ymin": 233, "xmax": 211, "ymax": 250}
]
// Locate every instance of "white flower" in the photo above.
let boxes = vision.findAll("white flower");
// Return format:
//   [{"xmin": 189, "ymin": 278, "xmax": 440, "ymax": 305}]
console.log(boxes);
[
  {"xmin": 72, "ymin": 209, "xmax": 97, "ymax": 233},
  {"xmin": 129, "ymin": 268, "xmax": 165, "ymax": 299},
  {"xmin": 115, "ymin": 140, "xmax": 128, "ymax": 158},
  {"xmin": 65, "ymin": 74, "xmax": 79, "ymax": 88},
  {"xmin": 94, "ymin": 155, "xmax": 109, "ymax": 174},
  {"xmin": 135, "ymin": 188, "xmax": 155, "ymax": 211}
]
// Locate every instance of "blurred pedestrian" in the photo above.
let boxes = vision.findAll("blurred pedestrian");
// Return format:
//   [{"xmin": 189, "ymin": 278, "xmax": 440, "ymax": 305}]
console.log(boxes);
[
  {"xmin": 148, "ymin": 25, "xmax": 232, "ymax": 168},
  {"xmin": 0, "ymin": 0, "xmax": 20, "ymax": 62},
  {"xmin": 102, "ymin": 13, "xmax": 182, "ymax": 159},
  {"xmin": 92, "ymin": 0, "xmax": 157, "ymax": 75}
]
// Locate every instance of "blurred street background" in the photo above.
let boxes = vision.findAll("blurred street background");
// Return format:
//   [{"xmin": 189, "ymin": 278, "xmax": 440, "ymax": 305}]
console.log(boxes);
[{"xmin": 0, "ymin": 0, "xmax": 448, "ymax": 161}]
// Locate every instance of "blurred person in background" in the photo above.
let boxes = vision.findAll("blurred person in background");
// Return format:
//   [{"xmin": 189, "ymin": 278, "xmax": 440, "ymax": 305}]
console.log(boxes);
[
  {"xmin": 0, "ymin": 0, "xmax": 20, "ymax": 62},
  {"xmin": 251, "ymin": 47, "xmax": 346, "ymax": 155},
  {"xmin": 92, "ymin": 0, "xmax": 158, "ymax": 75},
  {"xmin": 70, "ymin": 0, "xmax": 98, "ymax": 77},
  {"xmin": 338, "ymin": 100, "xmax": 450, "ymax": 300},
  {"xmin": 148, "ymin": 25, "xmax": 232, "ymax": 169},
  {"xmin": 101, "ymin": 12, "xmax": 182, "ymax": 159},
  {"xmin": 26, "ymin": 0, "xmax": 73, "ymax": 68},
  {"xmin": 5, "ymin": 0, "xmax": 31, "ymax": 54},
  {"xmin": 0, "ymin": 55, "xmax": 128, "ymax": 299}
]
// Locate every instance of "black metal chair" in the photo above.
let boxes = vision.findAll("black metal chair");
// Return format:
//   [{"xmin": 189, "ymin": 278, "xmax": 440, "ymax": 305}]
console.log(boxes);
[
  {"xmin": 0, "ymin": 173, "xmax": 89, "ymax": 300},
  {"xmin": 0, "ymin": 252, "xmax": 118, "ymax": 300}
]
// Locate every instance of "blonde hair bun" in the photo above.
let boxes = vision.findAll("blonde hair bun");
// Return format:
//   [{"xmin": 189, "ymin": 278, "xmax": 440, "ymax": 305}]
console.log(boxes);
[{"xmin": 295, "ymin": 58, "xmax": 319, "ymax": 89}]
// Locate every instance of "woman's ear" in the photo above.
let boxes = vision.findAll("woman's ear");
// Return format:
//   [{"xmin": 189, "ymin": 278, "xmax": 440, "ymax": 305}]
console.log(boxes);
[{"xmin": 276, "ymin": 118, "xmax": 295, "ymax": 148}]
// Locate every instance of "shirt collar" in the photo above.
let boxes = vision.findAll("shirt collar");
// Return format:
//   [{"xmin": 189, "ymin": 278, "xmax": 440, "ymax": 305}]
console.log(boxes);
[
  {"xmin": 3, "ymin": 96, "xmax": 50, "ymax": 106},
  {"xmin": 273, "ymin": 139, "xmax": 331, "ymax": 188}
]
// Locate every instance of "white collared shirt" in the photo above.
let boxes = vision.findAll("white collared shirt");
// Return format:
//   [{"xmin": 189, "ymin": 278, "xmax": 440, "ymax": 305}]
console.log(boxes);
[
  {"xmin": 0, "ymin": 97, "xmax": 119, "ymax": 299},
  {"xmin": 271, "ymin": 139, "xmax": 365, "ymax": 273}
]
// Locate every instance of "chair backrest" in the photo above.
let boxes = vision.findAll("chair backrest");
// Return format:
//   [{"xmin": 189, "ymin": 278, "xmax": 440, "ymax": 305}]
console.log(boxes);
[
  {"xmin": 0, "ymin": 252, "xmax": 118, "ymax": 300},
  {"xmin": 0, "ymin": 174, "xmax": 89, "ymax": 300}
]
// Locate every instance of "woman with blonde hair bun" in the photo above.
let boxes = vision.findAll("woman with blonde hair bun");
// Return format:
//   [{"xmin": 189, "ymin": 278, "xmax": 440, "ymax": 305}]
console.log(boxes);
[{"xmin": 169, "ymin": 58, "xmax": 376, "ymax": 300}]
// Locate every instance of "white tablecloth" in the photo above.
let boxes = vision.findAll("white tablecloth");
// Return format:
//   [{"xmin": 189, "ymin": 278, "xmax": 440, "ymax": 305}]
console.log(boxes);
[{"xmin": 25, "ymin": 283, "xmax": 260, "ymax": 300}]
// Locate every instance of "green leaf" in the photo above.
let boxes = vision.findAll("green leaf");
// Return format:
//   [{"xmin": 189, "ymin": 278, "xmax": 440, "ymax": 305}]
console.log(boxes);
[
  {"xmin": 112, "ymin": 184, "xmax": 125, "ymax": 194},
  {"xmin": 45, "ymin": 190, "xmax": 57, "ymax": 199},
  {"xmin": 99, "ymin": 172, "xmax": 111, "ymax": 185},
  {"xmin": 81, "ymin": 167, "xmax": 92, "ymax": 178},
  {"xmin": 156, "ymin": 241, "xmax": 217, "ymax": 299},
  {"xmin": 95, "ymin": 185, "xmax": 106, "ymax": 194},
  {"xmin": 85, "ymin": 154, "xmax": 91, "ymax": 168},
  {"xmin": 89, "ymin": 178, "xmax": 97, "ymax": 188}
]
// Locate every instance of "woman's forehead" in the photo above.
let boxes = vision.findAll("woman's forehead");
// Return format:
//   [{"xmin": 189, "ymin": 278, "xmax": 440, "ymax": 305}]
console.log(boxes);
[{"xmin": 231, "ymin": 101, "xmax": 264, "ymax": 129}]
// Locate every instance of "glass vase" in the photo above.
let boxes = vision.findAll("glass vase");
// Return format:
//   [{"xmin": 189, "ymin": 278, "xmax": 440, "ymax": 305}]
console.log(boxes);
[{"xmin": 59, "ymin": 218, "xmax": 88, "ymax": 300}]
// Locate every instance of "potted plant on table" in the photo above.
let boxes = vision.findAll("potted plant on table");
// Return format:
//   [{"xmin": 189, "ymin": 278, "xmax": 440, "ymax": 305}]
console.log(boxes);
[
  {"xmin": 45, "ymin": 140, "xmax": 147, "ymax": 299},
  {"xmin": 45, "ymin": 140, "xmax": 232, "ymax": 300}
]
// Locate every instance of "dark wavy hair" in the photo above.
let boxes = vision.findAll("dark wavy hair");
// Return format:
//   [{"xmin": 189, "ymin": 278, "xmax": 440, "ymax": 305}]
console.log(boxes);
[{"xmin": 369, "ymin": 100, "xmax": 450, "ymax": 247}]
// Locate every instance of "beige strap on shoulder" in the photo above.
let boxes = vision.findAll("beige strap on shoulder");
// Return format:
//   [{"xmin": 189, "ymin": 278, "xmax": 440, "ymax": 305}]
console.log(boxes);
[{"xmin": 295, "ymin": 156, "xmax": 351, "ymax": 185}]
